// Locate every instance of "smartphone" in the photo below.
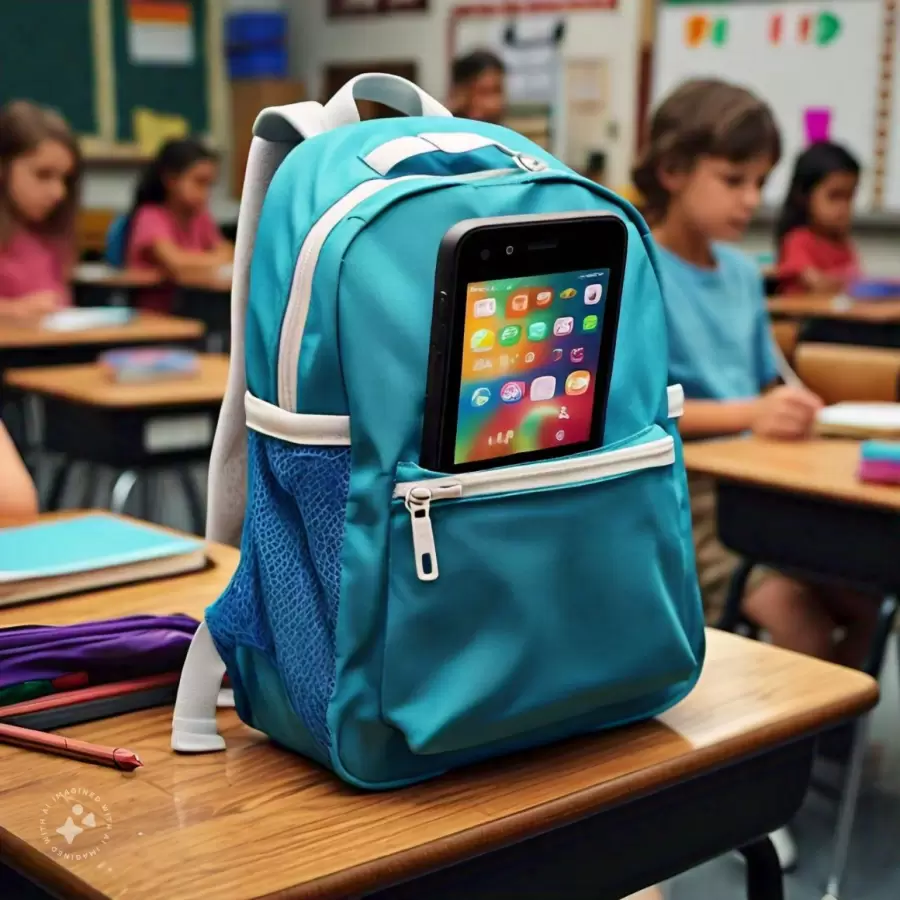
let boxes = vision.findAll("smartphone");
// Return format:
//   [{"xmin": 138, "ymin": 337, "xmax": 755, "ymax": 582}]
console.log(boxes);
[{"xmin": 421, "ymin": 212, "xmax": 627, "ymax": 473}]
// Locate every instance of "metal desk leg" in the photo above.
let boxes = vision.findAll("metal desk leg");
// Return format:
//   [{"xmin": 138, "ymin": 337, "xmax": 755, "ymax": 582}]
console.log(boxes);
[
  {"xmin": 110, "ymin": 471, "xmax": 138, "ymax": 514},
  {"xmin": 741, "ymin": 838, "xmax": 784, "ymax": 900},
  {"xmin": 45, "ymin": 460, "xmax": 73, "ymax": 511},
  {"xmin": 823, "ymin": 714, "xmax": 871, "ymax": 900}
]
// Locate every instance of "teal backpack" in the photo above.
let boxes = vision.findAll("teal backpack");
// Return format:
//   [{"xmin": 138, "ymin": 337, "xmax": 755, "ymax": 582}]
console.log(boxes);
[{"xmin": 172, "ymin": 75, "xmax": 705, "ymax": 788}]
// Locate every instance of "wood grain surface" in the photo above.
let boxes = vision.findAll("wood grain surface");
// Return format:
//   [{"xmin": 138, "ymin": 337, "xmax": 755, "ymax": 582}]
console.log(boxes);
[
  {"xmin": 769, "ymin": 295, "xmax": 900, "ymax": 322},
  {"xmin": 0, "ymin": 518, "xmax": 878, "ymax": 900},
  {"xmin": 4, "ymin": 354, "xmax": 228, "ymax": 408},
  {"xmin": 0, "ymin": 312, "xmax": 203, "ymax": 350},
  {"xmin": 683, "ymin": 436, "xmax": 900, "ymax": 509}
]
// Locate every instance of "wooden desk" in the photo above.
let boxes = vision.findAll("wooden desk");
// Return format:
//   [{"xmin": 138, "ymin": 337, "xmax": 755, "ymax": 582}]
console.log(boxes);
[
  {"xmin": 0, "ymin": 312, "xmax": 203, "ymax": 364},
  {"xmin": 0, "ymin": 516, "xmax": 878, "ymax": 900},
  {"xmin": 172, "ymin": 269, "xmax": 232, "ymax": 352},
  {"xmin": 72, "ymin": 264, "xmax": 164, "ymax": 290},
  {"xmin": 768, "ymin": 295, "xmax": 900, "ymax": 347},
  {"xmin": 683, "ymin": 435, "xmax": 900, "ymax": 600},
  {"xmin": 4, "ymin": 356, "xmax": 227, "ymax": 528}
]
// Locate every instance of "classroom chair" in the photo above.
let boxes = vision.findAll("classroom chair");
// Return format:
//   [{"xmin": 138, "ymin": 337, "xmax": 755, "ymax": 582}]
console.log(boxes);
[
  {"xmin": 793, "ymin": 343, "xmax": 900, "ymax": 405},
  {"xmin": 105, "ymin": 215, "xmax": 128, "ymax": 268},
  {"xmin": 717, "ymin": 563, "xmax": 899, "ymax": 895}
]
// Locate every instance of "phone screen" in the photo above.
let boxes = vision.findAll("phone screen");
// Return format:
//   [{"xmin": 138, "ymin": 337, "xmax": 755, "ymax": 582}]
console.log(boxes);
[{"xmin": 455, "ymin": 268, "xmax": 609, "ymax": 466}]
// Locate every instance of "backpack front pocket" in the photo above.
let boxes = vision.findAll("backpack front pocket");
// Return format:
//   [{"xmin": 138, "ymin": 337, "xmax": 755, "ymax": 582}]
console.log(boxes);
[{"xmin": 382, "ymin": 424, "xmax": 697, "ymax": 756}]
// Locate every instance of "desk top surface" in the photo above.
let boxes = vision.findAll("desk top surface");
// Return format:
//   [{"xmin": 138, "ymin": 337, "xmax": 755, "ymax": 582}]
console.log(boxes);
[
  {"xmin": 769, "ymin": 295, "xmax": 900, "ymax": 322},
  {"xmin": 0, "ymin": 516, "xmax": 878, "ymax": 900},
  {"xmin": 684, "ymin": 436, "xmax": 900, "ymax": 510},
  {"xmin": 0, "ymin": 312, "xmax": 204, "ymax": 350},
  {"xmin": 73, "ymin": 264, "xmax": 231, "ymax": 296},
  {"xmin": 3, "ymin": 353, "xmax": 229, "ymax": 407}
]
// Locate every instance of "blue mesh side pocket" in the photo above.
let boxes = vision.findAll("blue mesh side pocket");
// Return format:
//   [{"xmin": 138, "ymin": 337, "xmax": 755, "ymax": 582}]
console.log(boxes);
[{"xmin": 207, "ymin": 429, "xmax": 350, "ymax": 753}]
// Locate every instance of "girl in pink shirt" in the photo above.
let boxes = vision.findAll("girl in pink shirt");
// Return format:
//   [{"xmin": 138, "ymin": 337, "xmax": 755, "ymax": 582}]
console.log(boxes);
[
  {"xmin": 126, "ymin": 138, "xmax": 232, "ymax": 312},
  {"xmin": 0, "ymin": 101, "xmax": 81, "ymax": 320}
]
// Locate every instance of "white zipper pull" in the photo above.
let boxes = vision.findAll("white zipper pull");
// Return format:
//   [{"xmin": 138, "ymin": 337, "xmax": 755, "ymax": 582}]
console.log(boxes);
[{"xmin": 404, "ymin": 483, "xmax": 463, "ymax": 582}]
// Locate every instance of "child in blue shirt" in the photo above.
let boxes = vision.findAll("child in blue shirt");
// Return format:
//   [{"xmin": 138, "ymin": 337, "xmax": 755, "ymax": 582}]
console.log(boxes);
[{"xmin": 632, "ymin": 79, "xmax": 875, "ymax": 667}]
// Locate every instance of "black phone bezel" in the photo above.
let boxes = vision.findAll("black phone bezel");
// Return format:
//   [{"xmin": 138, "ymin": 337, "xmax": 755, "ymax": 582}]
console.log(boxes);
[{"xmin": 421, "ymin": 213, "xmax": 628, "ymax": 474}]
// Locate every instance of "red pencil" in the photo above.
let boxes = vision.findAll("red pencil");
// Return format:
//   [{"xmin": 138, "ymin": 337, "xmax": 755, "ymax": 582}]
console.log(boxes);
[{"xmin": 0, "ymin": 722, "xmax": 142, "ymax": 771}]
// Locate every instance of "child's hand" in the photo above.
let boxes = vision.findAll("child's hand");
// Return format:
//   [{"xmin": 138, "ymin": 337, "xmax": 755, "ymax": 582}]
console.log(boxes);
[
  {"xmin": 751, "ymin": 385, "xmax": 824, "ymax": 440},
  {"xmin": 800, "ymin": 267, "xmax": 845, "ymax": 294},
  {"xmin": 13, "ymin": 291, "xmax": 62, "ymax": 320}
]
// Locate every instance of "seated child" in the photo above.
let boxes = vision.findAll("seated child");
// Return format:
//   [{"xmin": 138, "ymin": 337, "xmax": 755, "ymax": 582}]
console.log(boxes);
[
  {"xmin": 632, "ymin": 78, "xmax": 875, "ymax": 667},
  {"xmin": 775, "ymin": 141, "xmax": 860, "ymax": 295},
  {"xmin": 125, "ymin": 138, "xmax": 232, "ymax": 312},
  {"xmin": 0, "ymin": 101, "xmax": 80, "ymax": 320}
]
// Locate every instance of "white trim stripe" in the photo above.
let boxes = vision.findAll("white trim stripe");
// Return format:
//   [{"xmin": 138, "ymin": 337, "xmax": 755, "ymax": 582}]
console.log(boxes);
[{"xmin": 245, "ymin": 392, "xmax": 350, "ymax": 445}]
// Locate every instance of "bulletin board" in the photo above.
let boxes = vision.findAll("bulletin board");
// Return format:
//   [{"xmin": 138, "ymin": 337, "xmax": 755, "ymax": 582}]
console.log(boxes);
[
  {"xmin": 653, "ymin": 0, "xmax": 898, "ymax": 214},
  {"xmin": 0, "ymin": 1, "xmax": 99, "ymax": 135},
  {"xmin": 111, "ymin": 0, "xmax": 210, "ymax": 142},
  {"xmin": 0, "ymin": 0, "xmax": 225, "ymax": 162}
]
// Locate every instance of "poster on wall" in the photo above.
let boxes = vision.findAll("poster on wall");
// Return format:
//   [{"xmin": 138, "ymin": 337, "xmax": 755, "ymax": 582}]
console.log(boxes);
[
  {"xmin": 329, "ymin": 0, "xmax": 428, "ymax": 16},
  {"xmin": 450, "ymin": 1, "xmax": 621, "ymax": 173},
  {"xmin": 127, "ymin": 0, "xmax": 195, "ymax": 66}
]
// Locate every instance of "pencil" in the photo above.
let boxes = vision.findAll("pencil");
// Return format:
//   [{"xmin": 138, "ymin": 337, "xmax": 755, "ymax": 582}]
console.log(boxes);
[{"xmin": 0, "ymin": 722, "xmax": 142, "ymax": 771}]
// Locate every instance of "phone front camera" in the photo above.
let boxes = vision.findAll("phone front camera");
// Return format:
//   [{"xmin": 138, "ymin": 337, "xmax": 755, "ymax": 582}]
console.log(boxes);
[
  {"xmin": 480, "ymin": 249, "xmax": 490, "ymax": 261},
  {"xmin": 506, "ymin": 245, "xmax": 514, "ymax": 255}
]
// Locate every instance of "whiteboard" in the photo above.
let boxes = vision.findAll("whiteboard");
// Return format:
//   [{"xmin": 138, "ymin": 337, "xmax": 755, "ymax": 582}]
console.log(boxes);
[{"xmin": 653, "ymin": 1, "xmax": 885, "ymax": 211}]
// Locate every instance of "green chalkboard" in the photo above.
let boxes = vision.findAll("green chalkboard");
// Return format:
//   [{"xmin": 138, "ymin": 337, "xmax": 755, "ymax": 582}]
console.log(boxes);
[
  {"xmin": 111, "ymin": 0, "xmax": 209, "ymax": 142},
  {"xmin": 0, "ymin": 1, "xmax": 97, "ymax": 134}
]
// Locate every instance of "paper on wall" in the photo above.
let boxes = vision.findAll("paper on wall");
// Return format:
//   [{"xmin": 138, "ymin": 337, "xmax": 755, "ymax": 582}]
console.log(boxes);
[{"xmin": 127, "ymin": 0, "xmax": 195, "ymax": 66}]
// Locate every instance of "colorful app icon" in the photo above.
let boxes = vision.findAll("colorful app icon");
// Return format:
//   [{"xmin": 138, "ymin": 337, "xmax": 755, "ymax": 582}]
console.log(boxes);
[
  {"xmin": 473, "ymin": 357, "xmax": 493, "ymax": 372},
  {"xmin": 535, "ymin": 289, "xmax": 553, "ymax": 307},
  {"xmin": 559, "ymin": 406, "xmax": 570, "ymax": 420},
  {"xmin": 566, "ymin": 370, "xmax": 591, "ymax": 396},
  {"xmin": 570, "ymin": 347, "xmax": 585, "ymax": 363},
  {"xmin": 500, "ymin": 381, "xmax": 526, "ymax": 403},
  {"xmin": 560, "ymin": 288, "xmax": 577, "ymax": 300},
  {"xmin": 524, "ymin": 351, "xmax": 536, "ymax": 364},
  {"xmin": 471, "ymin": 328, "xmax": 495, "ymax": 352},
  {"xmin": 470, "ymin": 387, "xmax": 491, "ymax": 408},
  {"xmin": 498, "ymin": 324, "xmax": 522, "ymax": 346},
  {"xmin": 551, "ymin": 348, "xmax": 564, "ymax": 362},
  {"xmin": 582, "ymin": 314, "xmax": 599, "ymax": 332},
  {"xmin": 530, "ymin": 375, "xmax": 557, "ymax": 401},
  {"xmin": 507, "ymin": 293, "xmax": 529, "ymax": 316},
  {"xmin": 584, "ymin": 284, "xmax": 603, "ymax": 305},
  {"xmin": 527, "ymin": 321, "xmax": 549, "ymax": 342},
  {"xmin": 555, "ymin": 429, "xmax": 566, "ymax": 442},
  {"xmin": 553, "ymin": 316, "xmax": 574, "ymax": 336},
  {"xmin": 473, "ymin": 297, "xmax": 496, "ymax": 318}
]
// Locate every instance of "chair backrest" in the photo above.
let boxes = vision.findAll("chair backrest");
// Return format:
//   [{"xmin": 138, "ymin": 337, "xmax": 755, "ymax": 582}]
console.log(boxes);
[
  {"xmin": 105, "ymin": 215, "xmax": 129, "ymax": 267},
  {"xmin": 794, "ymin": 342, "xmax": 900, "ymax": 405}
]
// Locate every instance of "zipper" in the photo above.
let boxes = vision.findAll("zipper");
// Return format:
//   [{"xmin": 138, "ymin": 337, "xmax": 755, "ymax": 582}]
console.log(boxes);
[
  {"xmin": 395, "ymin": 433, "xmax": 675, "ymax": 582},
  {"xmin": 277, "ymin": 167, "xmax": 526, "ymax": 410}
]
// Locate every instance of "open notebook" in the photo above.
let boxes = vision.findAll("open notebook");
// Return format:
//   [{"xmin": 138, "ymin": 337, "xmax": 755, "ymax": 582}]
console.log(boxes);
[
  {"xmin": 0, "ymin": 515, "xmax": 205, "ymax": 608},
  {"xmin": 816, "ymin": 403, "xmax": 900, "ymax": 439}
]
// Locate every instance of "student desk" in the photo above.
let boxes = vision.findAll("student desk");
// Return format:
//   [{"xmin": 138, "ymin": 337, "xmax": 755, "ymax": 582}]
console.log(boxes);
[
  {"xmin": 74, "ymin": 265, "xmax": 232, "ymax": 352},
  {"xmin": 768, "ymin": 295, "xmax": 900, "ymax": 348},
  {"xmin": 684, "ymin": 435, "xmax": 900, "ymax": 900},
  {"xmin": 72, "ymin": 265, "xmax": 166, "ymax": 309},
  {"xmin": 0, "ymin": 313, "xmax": 205, "ymax": 464},
  {"xmin": 172, "ymin": 270, "xmax": 232, "ymax": 352},
  {"xmin": 3, "ymin": 355, "xmax": 227, "ymax": 531},
  {"xmin": 0, "ymin": 518, "xmax": 878, "ymax": 900}
]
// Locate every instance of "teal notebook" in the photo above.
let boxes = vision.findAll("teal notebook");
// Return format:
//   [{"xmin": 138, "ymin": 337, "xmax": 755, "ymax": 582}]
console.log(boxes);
[{"xmin": 0, "ymin": 515, "xmax": 205, "ymax": 607}]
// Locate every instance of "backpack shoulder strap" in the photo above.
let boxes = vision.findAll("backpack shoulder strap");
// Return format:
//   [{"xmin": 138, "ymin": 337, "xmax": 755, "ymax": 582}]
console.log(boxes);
[{"xmin": 207, "ymin": 101, "xmax": 326, "ymax": 546}]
